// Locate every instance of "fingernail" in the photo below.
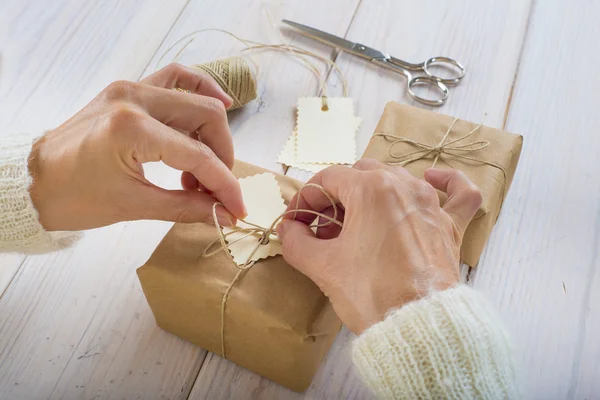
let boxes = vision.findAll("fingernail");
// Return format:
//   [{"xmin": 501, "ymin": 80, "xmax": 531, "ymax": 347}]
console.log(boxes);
[
  {"xmin": 276, "ymin": 220, "xmax": 288, "ymax": 240},
  {"xmin": 216, "ymin": 209, "xmax": 236, "ymax": 227}
]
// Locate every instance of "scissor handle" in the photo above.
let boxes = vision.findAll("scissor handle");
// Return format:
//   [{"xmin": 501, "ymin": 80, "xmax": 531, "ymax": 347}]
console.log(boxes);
[
  {"xmin": 422, "ymin": 57, "xmax": 465, "ymax": 85},
  {"xmin": 407, "ymin": 76, "xmax": 449, "ymax": 107}
]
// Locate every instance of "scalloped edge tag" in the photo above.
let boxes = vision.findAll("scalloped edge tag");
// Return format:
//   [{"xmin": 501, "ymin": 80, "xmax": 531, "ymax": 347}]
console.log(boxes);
[
  {"xmin": 224, "ymin": 173, "xmax": 287, "ymax": 265},
  {"xmin": 295, "ymin": 97, "xmax": 361, "ymax": 164}
]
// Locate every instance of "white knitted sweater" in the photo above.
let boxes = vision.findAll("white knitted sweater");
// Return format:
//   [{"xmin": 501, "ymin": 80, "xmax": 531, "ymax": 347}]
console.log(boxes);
[
  {"xmin": 0, "ymin": 135, "xmax": 518, "ymax": 399},
  {"xmin": 353, "ymin": 286, "xmax": 519, "ymax": 399},
  {"xmin": 0, "ymin": 135, "xmax": 79, "ymax": 253}
]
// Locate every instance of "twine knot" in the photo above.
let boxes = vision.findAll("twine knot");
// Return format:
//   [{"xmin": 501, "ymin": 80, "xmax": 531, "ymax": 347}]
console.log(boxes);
[
  {"xmin": 372, "ymin": 117, "xmax": 509, "ymax": 199},
  {"xmin": 374, "ymin": 118, "xmax": 491, "ymax": 168},
  {"xmin": 431, "ymin": 145, "xmax": 443, "ymax": 156},
  {"xmin": 201, "ymin": 183, "xmax": 342, "ymax": 358}
]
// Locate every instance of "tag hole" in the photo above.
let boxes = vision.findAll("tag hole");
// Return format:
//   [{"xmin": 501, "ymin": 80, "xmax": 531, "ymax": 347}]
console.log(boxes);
[
  {"xmin": 258, "ymin": 236, "xmax": 270, "ymax": 245},
  {"xmin": 321, "ymin": 105, "xmax": 329, "ymax": 111}
]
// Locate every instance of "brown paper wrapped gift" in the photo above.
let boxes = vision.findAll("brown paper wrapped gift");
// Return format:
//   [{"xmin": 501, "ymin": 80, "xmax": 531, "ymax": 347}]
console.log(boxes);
[
  {"xmin": 137, "ymin": 161, "xmax": 341, "ymax": 392},
  {"xmin": 362, "ymin": 102, "xmax": 523, "ymax": 267}
]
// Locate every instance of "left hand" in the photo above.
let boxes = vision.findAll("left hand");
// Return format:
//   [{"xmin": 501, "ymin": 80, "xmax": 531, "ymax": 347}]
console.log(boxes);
[{"xmin": 29, "ymin": 63, "xmax": 246, "ymax": 231}]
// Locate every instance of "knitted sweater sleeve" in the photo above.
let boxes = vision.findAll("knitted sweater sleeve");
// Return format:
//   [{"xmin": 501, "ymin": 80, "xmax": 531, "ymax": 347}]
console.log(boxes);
[
  {"xmin": 352, "ymin": 285, "xmax": 519, "ymax": 399},
  {"xmin": 0, "ymin": 135, "xmax": 80, "ymax": 253}
]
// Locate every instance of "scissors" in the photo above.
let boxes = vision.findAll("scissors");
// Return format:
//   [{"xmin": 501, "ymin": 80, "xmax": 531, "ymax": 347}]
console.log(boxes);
[{"xmin": 282, "ymin": 20, "xmax": 465, "ymax": 106}]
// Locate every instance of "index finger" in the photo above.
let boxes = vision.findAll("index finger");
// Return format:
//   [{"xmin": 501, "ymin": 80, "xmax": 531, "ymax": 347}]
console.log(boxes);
[
  {"xmin": 139, "ymin": 117, "xmax": 246, "ymax": 219},
  {"xmin": 141, "ymin": 63, "xmax": 233, "ymax": 109},
  {"xmin": 131, "ymin": 85, "xmax": 234, "ymax": 169},
  {"xmin": 287, "ymin": 165, "xmax": 359, "ymax": 225}
]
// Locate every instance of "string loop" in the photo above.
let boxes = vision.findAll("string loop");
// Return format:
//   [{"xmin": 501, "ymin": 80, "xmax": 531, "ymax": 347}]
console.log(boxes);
[
  {"xmin": 202, "ymin": 183, "xmax": 342, "ymax": 357},
  {"xmin": 372, "ymin": 117, "xmax": 508, "ymax": 199},
  {"xmin": 156, "ymin": 28, "xmax": 348, "ymax": 98}
]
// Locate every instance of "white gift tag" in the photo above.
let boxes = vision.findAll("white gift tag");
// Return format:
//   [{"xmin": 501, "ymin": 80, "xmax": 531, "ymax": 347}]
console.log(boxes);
[
  {"xmin": 295, "ymin": 97, "xmax": 361, "ymax": 164},
  {"xmin": 277, "ymin": 129, "xmax": 332, "ymax": 173},
  {"xmin": 224, "ymin": 173, "xmax": 287, "ymax": 265}
]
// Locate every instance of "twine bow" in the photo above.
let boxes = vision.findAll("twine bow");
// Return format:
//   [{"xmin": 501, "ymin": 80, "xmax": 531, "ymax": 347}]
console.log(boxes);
[
  {"xmin": 202, "ymin": 183, "xmax": 342, "ymax": 358},
  {"xmin": 373, "ymin": 118, "xmax": 508, "ymax": 200}
]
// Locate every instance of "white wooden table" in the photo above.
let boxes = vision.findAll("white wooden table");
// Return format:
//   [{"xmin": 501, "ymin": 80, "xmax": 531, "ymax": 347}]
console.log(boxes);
[{"xmin": 1, "ymin": 1, "xmax": 599, "ymax": 399}]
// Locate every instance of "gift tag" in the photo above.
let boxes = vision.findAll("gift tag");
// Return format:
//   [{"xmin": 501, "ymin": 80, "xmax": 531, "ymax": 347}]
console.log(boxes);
[
  {"xmin": 225, "ymin": 173, "xmax": 287, "ymax": 265},
  {"xmin": 277, "ymin": 129, "xmax": 332, "ymax": 173},
  {"xmin": 295, "ymin": 97, "xmax": 361, "ymax": 164}
]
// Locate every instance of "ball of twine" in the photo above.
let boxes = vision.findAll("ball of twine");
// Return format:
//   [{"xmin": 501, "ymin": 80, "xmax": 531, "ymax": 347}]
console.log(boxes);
[{"xmin": 193, "ymin": 57, "xmax": 257, "ymax": 110}]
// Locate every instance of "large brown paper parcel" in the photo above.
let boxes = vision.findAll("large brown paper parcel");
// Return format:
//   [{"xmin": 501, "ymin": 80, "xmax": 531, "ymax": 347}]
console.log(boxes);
[
  {"xmin": 362, "ymin": 103, "xmax": 523, "ymax": 267},
  {"xmin": 137, "ymin": 161, "xmax": 341, "ymax": 392}
]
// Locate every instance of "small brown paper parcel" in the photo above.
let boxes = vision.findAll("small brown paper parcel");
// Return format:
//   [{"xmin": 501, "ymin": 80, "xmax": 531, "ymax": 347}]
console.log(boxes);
[
  {"xmin": 137, "ymin": 161, "xmax": 341, "ymax": 392},
  {"xmin": 362, "ymin": 102, "xmax": 523, "ymax": 267}
]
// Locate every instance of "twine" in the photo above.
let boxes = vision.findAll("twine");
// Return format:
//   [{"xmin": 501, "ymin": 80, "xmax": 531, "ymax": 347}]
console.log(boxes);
[
  {"xmin": 156, "ymin": 28, "xmax": 348, "ymax": 102},
  {"xmin": 201, "ymin": 183, "xmax": 343, "ymax": 358},
  {"xmin": 159, "ymin": 20, "xmax": 351, "ymax": 358},
  {"xmin": 373, "ymin": 118, "xmax": 508, "ymax": 201},
  {"xmin": 192, "ymin": 58, "xmax": 257, "ymax": 110}
]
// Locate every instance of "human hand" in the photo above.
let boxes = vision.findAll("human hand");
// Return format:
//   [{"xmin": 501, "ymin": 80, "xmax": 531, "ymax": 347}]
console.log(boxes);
[
  {"xmin": 29, "ymin": 63, "xmax": 246, "ymax": 231},
  {"xmin": 276, "ymin": 158, "xmax": 482, "ymax": 334}
]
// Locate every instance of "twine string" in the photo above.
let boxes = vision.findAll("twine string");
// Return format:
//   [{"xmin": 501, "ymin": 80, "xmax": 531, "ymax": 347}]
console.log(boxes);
[
  {"xmin": 201, "ymin": 183, "xmax": 342, "ymax": 357},
  {"xmin": 193, "ymin": 58, "xmax": 257, "ymax": 110},
  {"xmin": 159, "ymin": 22, "xmax": 350, "ymax": 359},
  {"xmin": 373, "ymin": 117, "xmax": 509, "ymax": 202},
  {"xmin": 156, "ymin": 28, "xmax": 348, "ymax": 99}
]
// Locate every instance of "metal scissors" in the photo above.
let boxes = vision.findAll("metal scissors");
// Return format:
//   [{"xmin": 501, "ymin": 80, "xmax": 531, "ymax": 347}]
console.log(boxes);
[{"xmin": 282, "ymin": 20, "xmax": 465, "ymax": 106}]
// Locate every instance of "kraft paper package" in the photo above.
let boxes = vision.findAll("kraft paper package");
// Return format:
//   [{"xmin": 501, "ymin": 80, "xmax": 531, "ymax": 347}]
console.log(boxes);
[
  {"xmin": 138, "ymin": 161, "xmax": 341, "ymax": 392},
  {"xmin": 362, "ymin": 102, "xmax": 523, "ymax": 266}
]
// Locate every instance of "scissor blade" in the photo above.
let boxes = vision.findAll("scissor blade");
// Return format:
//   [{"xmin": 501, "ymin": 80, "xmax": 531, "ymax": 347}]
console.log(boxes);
[
  {"xmin": 282, "ymin": 20, "xmax": 355, "ymax": 50},
  {"xmin": 282, "ymin": 19, "xmax": 384, "ymax": 61}
]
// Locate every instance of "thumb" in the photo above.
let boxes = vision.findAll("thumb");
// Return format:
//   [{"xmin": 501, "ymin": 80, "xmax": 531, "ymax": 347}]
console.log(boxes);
[
  {"xmin": 424, "ymin": 168, "xmax": 483, "ymax": 237},
  {"xmin": 276, "ymin": 220, "xmax": 326, "ymax": 283},
  {"xmin": 133, "ymin": 184, "xmax": 236, "ymax": 226}
]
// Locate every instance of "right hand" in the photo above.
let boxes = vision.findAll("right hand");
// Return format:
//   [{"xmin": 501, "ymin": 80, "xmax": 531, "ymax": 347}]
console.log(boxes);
[{"xmin": 276, "ymin": 158, "xmax": 482, "ymax": 334}]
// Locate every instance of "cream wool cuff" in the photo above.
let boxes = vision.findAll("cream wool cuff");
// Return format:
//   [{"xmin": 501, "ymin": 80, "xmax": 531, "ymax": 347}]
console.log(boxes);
[
  {"xmin": 352, "ymin": 285, "xmax": 519, "ymax": 400},
  {"xmin": 0, "ymin": 135, "xmax": 80, "ymax": 253}
]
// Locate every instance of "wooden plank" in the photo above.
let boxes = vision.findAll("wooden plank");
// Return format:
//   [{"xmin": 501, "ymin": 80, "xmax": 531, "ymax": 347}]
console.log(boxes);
[
  {"xmin": 469, "ymin": 0, "xmax": 600, "ymax": 397},
  {"xmin": 0, "ymin": 0, "xmax": 189, "ymax": 135},
  {"xmin": 573, "ymin": 235, "xmax": 600, "ymax": 399},
  {"xmin": 189, "ymin": 328, "xmax": 374, "ymax": 399},
  {"xmin": 0, "ymin": 221, "xmax": 205, "ymax": 400},
  {"xmin": 0, "ymin": 0, "xmax": 203, "ymax": 398},
  {"xmin": 0, "ymin": 0, "xmax": 190, "ymax": 330},
  {"xmin": 0, "ymin": 255, "xmax": 24, "ymax": 298}
]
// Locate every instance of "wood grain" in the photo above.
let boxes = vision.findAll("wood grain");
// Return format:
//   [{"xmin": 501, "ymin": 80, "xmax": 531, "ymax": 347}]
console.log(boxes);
[
  {"xmin": 0, "ymin": 0, "xmax": 189, "ymax": 135},
  {"xmin": 189, "ymin": 328, "xmax": 374, "ymax": 400},
  {"xmin": 0, "ymin": 0, "xmax": 200, "ymax": 398},
  {"xmin": 0, "ymin": 221, "xmax": 207, "ymax": 400},
  {"xmin": 0, "ymin": 255, "xmax": 24, "ymax": 298},
  {"xmin": 470, "ymin": 0, "xmax": 600, "ymax": 398}
]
